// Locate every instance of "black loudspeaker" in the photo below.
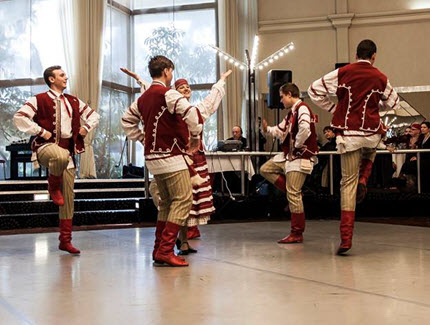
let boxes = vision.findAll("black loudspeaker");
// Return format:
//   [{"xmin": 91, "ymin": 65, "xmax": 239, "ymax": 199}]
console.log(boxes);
[
  {"xmin": 335, "ymin": 62, "xmax": 349, "ymax": 69},
  {"xmin": 267, "ymin": 70, "xmax": 292, "ymax": 109}
]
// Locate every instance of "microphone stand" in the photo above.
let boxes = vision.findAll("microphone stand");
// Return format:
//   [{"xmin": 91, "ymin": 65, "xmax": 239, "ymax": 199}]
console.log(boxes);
[{"xmin": 115, "ymin": 137, "xmax": 128, "ymax": 168}]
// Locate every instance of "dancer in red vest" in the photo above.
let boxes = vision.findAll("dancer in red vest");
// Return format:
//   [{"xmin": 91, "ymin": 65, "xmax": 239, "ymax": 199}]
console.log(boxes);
[
  {"xmin": 122, "ymin": 67, "xmax": 231, "ymax": 255},
  {"xmin": 121, "ymin": 56, "xmax": 203, "ymax": 267},
  {"xmin": 308, "ymin": 40, "xmax": 400, "ymax": 254},
  {"xmin": 14, "ymin": 65, "xmax": 99, "ymax": 254},
  {"xmin": 261, "ymin": 83, "xmax": 318, "ymax": 244}
]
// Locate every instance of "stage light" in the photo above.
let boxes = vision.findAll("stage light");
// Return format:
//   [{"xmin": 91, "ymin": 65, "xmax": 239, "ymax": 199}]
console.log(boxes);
[
  {"xmin": 209, "ymin": 44, "xmax": 247, "ymax": 71},
  {"xmin": 274, "ymin": 55, "xmax": 279, "ymax": 60},
  {"xmin": 279, "ymin": 52, "xmax": 284, "ymax": 57},
  {"xmin": 258, "ymin": 66, "xmax": 263, "ymax": 70},
  {"xmin": 269, "ymin": 58, "xmax": 274, "ymax": 63},
  {"xmin": 289, "ymin": 43, "xmax": 294, "ymax": 50},
  {"xmin": 264, "ymin": 62, "xmax": 268, "ymax": 66},
  {"xmin": 284, "ymin": 48, "xmax": 289, "ymax": 53}
]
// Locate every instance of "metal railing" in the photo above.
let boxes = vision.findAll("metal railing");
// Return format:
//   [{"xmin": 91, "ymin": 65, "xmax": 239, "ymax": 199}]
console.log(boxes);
[{"xmin": 143, "ymin": 149, "xmax": 430, "ymax": 198}]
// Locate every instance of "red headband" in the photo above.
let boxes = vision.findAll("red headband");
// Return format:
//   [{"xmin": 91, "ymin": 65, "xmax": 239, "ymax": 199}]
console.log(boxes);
[{"xmin": 175, "ymin": 79, "xmax": 189, "ymax": 89}]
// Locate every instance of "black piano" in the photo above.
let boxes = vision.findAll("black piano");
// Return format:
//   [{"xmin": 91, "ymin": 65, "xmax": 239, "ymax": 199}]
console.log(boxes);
[{"xmin": 5, "ymin": 140, "xmax": 47, "ymax": 180}]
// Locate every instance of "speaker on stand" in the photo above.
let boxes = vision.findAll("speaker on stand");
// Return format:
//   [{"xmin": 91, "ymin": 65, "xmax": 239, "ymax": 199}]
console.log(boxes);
[
  {"xmin": 267, "ymin": 70, "xmax": 292, "ymax": 150},
  {"xmin": 267, "ymin": 70, "xmax": 292, "ymax": 109}
]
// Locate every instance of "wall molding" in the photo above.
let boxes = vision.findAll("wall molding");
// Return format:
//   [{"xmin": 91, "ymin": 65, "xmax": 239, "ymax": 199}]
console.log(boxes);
[
  {"xmin": 259, "ymin": 16, "xmax": 332, "ymax": 34},
  {"xmin": 259, "ymin": 8, "xmax": 430, "ymax": 34}
]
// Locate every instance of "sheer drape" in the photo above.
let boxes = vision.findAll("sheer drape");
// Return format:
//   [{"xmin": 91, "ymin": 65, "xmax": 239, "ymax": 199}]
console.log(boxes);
[
  {"xmin": 60, "ymin": 0, "xmax": 106, "ymax": 178},
  {"xmin": 218, "ymin": 0, "xmax": 258, "ymax": 140}
]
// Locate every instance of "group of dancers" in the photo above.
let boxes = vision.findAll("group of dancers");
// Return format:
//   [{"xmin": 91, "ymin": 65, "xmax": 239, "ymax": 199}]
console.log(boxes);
[{"xmin": 12, "ymin": 38, "xmax": 400, "ymax": 265}]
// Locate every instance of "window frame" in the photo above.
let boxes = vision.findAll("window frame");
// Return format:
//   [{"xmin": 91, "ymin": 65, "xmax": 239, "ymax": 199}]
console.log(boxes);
[{"xmin": 104, "ymin": 0, "xmax": 220, "ymax": 164}]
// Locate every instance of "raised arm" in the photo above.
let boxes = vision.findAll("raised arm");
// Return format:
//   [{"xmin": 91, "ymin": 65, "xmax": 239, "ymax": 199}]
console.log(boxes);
[{"xmin": 196, "ymin": 70, "xmax": 232, "ymax": 121}]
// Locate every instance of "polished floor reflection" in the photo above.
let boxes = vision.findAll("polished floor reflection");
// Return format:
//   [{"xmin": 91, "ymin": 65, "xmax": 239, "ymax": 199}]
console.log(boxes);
[{"xmin": 1, "ymin": 221, "xmax": 430, "ymax": 324}]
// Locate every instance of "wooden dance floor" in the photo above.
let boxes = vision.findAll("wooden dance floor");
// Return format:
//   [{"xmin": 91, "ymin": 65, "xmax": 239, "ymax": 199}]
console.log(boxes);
[{"xmin": 1, "ymin": 221, "xmax": 430, "ymax": 324}]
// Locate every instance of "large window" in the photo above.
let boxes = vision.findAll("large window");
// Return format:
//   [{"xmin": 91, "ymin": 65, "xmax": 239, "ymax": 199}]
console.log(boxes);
[
  {"xmin": 99, "ymin": 0, "xmax": 219, "ymax": 178},
  {"xmin": 0, "ymin": 0, "xmax": 66, "ymax": 179},
  {"xmin": 95, "ymin": 3, "xmax": 131, "ymax": 178}
]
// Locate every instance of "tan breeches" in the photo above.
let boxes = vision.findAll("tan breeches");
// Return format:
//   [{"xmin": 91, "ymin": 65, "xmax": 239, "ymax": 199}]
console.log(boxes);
[
  {"xmin": 286, "ymin": 171, "xmax": 307, "ymax": 213},
  {"xmin": 37, "ymin": 144, "xmax": 75, "ymax": 219},
  {"xmin": 37, "ymin": 144, "xmax": 69, "ymax": 176},
  {"xmin": 260, "ymin": 158, "xmax": 307, "ymax": 213},
  {"xmin": 260, "ymin": 158, "xmax": 285, "ymax": 187},
  {"xmin": 154, "ymin": 169, "xmax": 193, "ymax": 226},
  {"xmin": 340, "ymin": 148, "xmax": 376, "ymax": 211}
]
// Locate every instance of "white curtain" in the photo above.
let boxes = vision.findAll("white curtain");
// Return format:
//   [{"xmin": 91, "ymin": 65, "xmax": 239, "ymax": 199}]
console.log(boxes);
[
  {"xmin": 218, "ymin": 0, "xmax": 258, "ymax": 140},
  {"xmin": 60, "ymin": 0, "xmax": 106, "ymax": 178}
]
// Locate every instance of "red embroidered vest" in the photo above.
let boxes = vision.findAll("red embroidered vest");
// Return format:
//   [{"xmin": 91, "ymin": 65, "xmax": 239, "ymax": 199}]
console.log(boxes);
[
  {"xmin": 32, "ymin": 92, "xmax": 85, "ymax": 154},
  {"xmin": 138, "ymin": 84, "xmax": 190, "ymax": 156},
  {"xmin": 281, "ymin": 102, "xmax": 318, "ymax": 160},
  {"xmin": 332, "ymin": 61, "xmax": 388, "ymax": 134}
]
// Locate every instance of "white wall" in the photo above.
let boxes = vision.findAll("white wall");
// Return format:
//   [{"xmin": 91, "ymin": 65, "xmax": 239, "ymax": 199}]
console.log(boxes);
[{"xmin": 257, "ymin": 0, "xmax": 430, "ymax": 142}]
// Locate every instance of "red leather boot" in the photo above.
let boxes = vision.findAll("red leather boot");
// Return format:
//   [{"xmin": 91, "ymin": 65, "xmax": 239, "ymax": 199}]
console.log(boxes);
[
  {"xmin": 274, "ymin": 175, "xmax": 286, "ymax": 193},
  {"xmin": 59, "ymin": 219, "xmax": 80, "ymax": 254},
  {"xmin": 48, "ymin": 174, "xmax": 65, "ymax": 206},
  {"xmin": 278, "ymin": 212, "xmax": 305, "ymax": 243},
  {"xmin": 187, "ymin": 226, "xmax": 201, "ymax": 239},
  {"xmin": 356, "ymin": 159, "xmax": 373, "ymax": 203},
  {"xmin": 337, "ymin": 210, "xmax": 355, "ymax": 255},
  {"xmin": 154, "ymin": 222, "xmax": 189, "ymax": 267},
  {"xmin": 152, "ymin": 221, "xmax": 166, "ymax": 264}
]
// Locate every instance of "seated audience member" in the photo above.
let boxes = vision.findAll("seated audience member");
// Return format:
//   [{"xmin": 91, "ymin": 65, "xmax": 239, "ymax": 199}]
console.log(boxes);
[
  {"xmin": 395, "ymin": 121, "xmax": 430, "ymax": 192},
  {"xmin": 311, "ymin": 126, "xmax": 341, "ymax": 191},
  {"xmin": 384, "ymin": 126, "xmax": 411, "ymax": 149},
  {"xmin": 227, "ymin": 126, "xmax": 247, "ymax": 149}
]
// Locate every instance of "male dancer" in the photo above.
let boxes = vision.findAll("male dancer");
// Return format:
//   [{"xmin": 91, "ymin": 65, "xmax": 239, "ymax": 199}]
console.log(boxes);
[
  {"xmin": 14, "ymin": 66, "xmax": 99, "ymax": 254},
  {"xmin": 261, "ymin": 83, "xmax": 318, "ymax": 244},
  {"xmin": 121, "ymin": 56, "xmax": 202, "ymax": 267},
  {"xmin": 308, "ymin": 39, "xmax": 400, "ymax": 254},
  {"xmin": 122, "ymin": 68, "xmax": 231, "ymax": 255}
]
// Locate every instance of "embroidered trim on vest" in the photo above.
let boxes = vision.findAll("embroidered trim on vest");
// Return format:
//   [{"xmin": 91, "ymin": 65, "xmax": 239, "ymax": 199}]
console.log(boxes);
[
  {"xmin": 149, "ymin": 105, "xmax": 187, "ymax": 154},
  {"xmin": 331, "ymin": 83, "xmax": 352, "ymax": 130},
  {"xmin": 360, "ymin": 89, "xmax": 384, "ymax": 132},
  {"xmin": 151, "ymin": 105, "xmax": 168, "ymax": 152}
]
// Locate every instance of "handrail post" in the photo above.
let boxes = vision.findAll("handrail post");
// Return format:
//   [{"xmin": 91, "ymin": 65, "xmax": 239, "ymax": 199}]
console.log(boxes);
[
  {"xmin": 417, "ymin": 152, "xmax": 421, "ymax": 194},
  {"xmin": 329, "ymin": 154, "xmax": 334, "ymax": 196}
]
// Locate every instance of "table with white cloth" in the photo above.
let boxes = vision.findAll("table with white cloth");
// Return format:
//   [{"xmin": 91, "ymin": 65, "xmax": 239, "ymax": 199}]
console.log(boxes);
[{"xmin": 204, "ymin": 152, "xmax": 256, "ymax": 196}]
